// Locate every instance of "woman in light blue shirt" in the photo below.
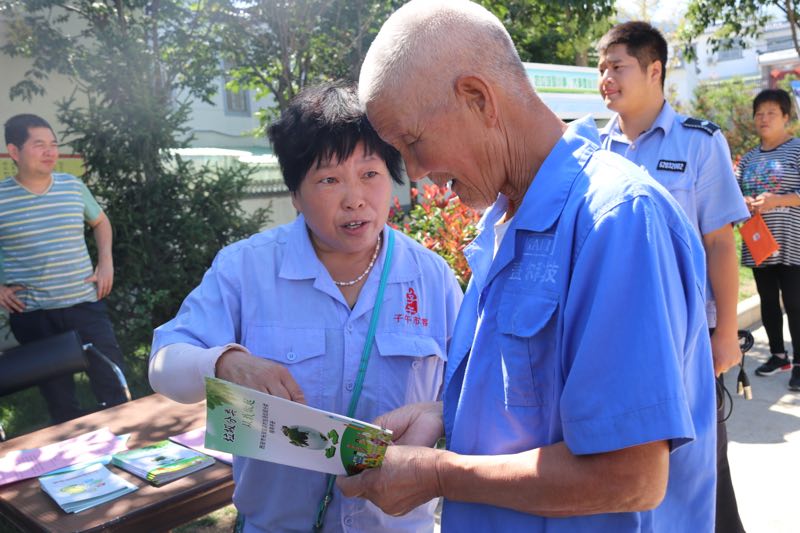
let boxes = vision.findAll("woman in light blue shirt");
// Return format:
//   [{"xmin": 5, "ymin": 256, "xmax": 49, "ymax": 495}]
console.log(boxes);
[{"xmin": 149, "ymin": 82, "xmax": 462, "ymax": 532}]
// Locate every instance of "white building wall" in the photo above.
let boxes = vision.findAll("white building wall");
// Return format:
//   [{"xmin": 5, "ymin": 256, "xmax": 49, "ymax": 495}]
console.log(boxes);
[
  {"xmin": 0, "ymin": 24, "xmax": 86, "ymax": 150},
  {"xmin": 668, "ymin": 23, "xmax": 795, "ymax": 105},
  {"xmin": 181, "ymin": 81, "xmax": 273, "ymax": 150}
]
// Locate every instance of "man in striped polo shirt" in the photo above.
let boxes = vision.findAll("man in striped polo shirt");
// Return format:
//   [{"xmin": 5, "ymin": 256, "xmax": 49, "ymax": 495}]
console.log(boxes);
[{"xmin": 0, "ymin": 114, "xmax": 128, "ymax": 423}]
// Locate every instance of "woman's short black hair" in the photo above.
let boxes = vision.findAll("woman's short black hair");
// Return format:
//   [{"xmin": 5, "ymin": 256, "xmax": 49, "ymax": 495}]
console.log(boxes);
[
  {"xmin": 267, "ymin": 81, "xmax": 403, "ymax": 192},
  {"xmin": 753, "ymin": 88, "xmax": 793, "ymax": 118}
]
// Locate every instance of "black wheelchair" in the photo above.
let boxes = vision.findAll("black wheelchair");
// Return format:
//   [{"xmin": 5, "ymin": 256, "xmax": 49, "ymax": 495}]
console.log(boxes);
[{"xmin": 0, "ymin": 330, "xmax": 130, "ymax": 441}]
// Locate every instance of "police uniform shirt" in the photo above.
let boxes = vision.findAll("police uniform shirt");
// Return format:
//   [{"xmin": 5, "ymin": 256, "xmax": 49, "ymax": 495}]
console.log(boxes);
[{"xmin": 599, "ymin": 101, "xmax": 749, "ymax": 327}]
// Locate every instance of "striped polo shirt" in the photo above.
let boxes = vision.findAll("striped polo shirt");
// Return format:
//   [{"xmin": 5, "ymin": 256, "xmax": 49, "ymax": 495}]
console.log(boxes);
[
  {"xmin": 736, "ymin": 137, "xmax": 800, "ymax": 267},
  {"xmin": 0, "ymin": 173, "xmax": 102, "ymax": 310}
]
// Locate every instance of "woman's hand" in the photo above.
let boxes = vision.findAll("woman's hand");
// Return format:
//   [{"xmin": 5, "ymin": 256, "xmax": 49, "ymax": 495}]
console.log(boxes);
[
  {"xmin": 743, "ymin": 195, "xmax": 756, "ymax": 214},
  {"xmin": 215, "ymin": 348, "xmax": 306, "ymax": 403},
  {"xmin": 751, "ymin": 192, "xmax": 780, "ymax": 213}
]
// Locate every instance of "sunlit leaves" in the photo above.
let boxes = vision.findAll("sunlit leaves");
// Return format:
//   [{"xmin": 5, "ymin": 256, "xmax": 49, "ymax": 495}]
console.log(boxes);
[
  {"xmin": 678, "ymin": 0, "xmax": 791, "ymax": 62},
  {"xmin": 390, "ymin": 184, "xmax": 481, "ymax": 290}
]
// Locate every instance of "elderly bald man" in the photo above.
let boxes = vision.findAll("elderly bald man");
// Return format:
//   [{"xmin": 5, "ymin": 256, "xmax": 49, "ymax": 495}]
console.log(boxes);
[{"xmin": 338, "ymin": 1, "xmax": 717, "ymax": 531}]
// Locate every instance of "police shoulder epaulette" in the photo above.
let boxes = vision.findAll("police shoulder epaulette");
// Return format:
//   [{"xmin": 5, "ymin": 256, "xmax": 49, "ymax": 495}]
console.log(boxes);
[{"xmin": 681, "ymin": 117, "xmax": 720, "ymax": 135}]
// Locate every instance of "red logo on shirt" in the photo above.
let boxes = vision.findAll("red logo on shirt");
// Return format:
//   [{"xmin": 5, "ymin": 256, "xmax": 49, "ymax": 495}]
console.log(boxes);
[
  {"xmin": 405, "ymin": 288, "xmax": 418, "ymax": 315},
  {"xmin": 394, "ymin": 287, "xmax": 428, "ymax": 328}
]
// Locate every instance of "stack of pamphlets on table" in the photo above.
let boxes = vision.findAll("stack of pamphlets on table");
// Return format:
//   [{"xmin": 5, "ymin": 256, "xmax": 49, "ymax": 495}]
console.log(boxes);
[
  {"xmin": 39, "ymin": 463, "xmax": 137, "ymax": 513},
  {"xmin": 111, "ymin": 440, "xmax": 215, "ymax": 486}
]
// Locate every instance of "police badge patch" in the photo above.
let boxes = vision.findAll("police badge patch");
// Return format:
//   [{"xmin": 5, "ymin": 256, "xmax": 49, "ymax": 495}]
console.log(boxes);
[{"xmin": 657, "ymin": 159, "xmax": 687, "ymax": 172}]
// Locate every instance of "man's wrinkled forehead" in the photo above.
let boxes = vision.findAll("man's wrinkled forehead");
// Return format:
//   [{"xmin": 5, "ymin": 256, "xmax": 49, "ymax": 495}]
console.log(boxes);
[{"xmin": 364, "ymin": 94, "xmax": 407, "ymax": 146}]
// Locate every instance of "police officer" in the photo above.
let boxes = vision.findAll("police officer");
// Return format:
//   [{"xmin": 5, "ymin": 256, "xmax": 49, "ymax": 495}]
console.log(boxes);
[{"xmin": 597, "ymin": 21, "xmax": 750, "ymax": 533}]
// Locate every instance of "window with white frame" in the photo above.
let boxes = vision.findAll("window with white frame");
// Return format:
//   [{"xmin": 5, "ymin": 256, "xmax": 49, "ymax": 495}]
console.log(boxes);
[
  {"xmin": 717, "ymin": 40, "xmax": 743, "ymax": 61},
  {"xmin": 224, "ymin": 85, "xmax": 250, "ymax": 115},
  {"xmin": 221, "ymin": 61, "xmax": 251, "ymax": 116},
  {"xmin": 766, "ymin": 35, "xmax": 795, "ymax": 52}
]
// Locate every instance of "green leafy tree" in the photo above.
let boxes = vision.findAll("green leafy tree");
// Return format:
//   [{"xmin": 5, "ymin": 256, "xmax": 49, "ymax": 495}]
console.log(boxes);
[
  {"xmin": 479, "ymin": 0, "xmax": 615, "ymax": 66},
  {"xmin": 222, "ymin": 0, "xmax": 615, "ymax": 134},
  {"xmin": 219, "ymin": 0, "xmax": 401, "ymax": 127},
  {"xmin": 615, "ymin": 0, "xmax": 661, "ymax": 22},
  {"xmin": 1, "ymin": 1, "xmax": 270, "ymax": 395},
  {"xmin": 678, "ymin": 0, "xmax": 800, "ymax": 61}
]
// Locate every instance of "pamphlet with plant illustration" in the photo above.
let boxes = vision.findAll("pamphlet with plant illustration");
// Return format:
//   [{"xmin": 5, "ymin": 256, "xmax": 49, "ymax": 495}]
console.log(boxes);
[
  {"xmin": 204, "ymin": 377, "xmax": 392, "ymax": 476},
  {"xmin": 111, "ymin": 440, "xmax": 215, "ymax": 486},
  {"xmin": 39, "ymin": 463, "xmax": 137, "ymax": 513}
]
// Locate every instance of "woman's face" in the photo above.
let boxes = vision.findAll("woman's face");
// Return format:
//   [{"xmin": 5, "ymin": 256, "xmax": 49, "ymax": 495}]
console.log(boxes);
[
  {"xmin": 754, "ymin": 101, "xmax": 789, "ymax": 141},
  {"xmin": 292, "ymin": 142, "xmax": 393, "ymax": 256}
]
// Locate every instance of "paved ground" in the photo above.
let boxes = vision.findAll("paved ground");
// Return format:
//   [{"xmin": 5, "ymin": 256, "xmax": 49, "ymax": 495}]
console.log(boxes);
[{"xmin": 724, "ymin": 320, "xmax": 799, "ymax": 533}]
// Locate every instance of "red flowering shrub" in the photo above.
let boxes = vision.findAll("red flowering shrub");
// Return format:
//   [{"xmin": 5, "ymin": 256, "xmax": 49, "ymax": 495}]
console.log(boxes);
[{"xmin": 389, "ymin": 183, "xmax": 481, "ymax": 290}]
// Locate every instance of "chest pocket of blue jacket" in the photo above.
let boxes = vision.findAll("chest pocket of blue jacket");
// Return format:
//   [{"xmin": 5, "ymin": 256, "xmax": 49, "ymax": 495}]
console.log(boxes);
[
  {"xmin": 374, "ymin": 332, "xmax": 446, "ymax": 413},
  {"xmin": 242, "ymin": 325, "xmax": 327, "ymax": 405},
  {"xmin": 497, "ymin": 291, "xmax": 558, "ymax": 407}
]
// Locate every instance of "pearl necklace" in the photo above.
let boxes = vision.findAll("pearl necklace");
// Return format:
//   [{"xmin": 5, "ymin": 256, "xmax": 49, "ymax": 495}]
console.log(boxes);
[{"xmin": 333, "ymin": 236, "xmax": 382, "ymax": 287}]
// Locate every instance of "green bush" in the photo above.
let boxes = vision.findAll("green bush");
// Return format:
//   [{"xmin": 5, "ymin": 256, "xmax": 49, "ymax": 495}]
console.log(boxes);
[
  {"xmin": 87, "ymin": 158, "xmax": 270, "ymax": 396},
  {"xmin": 687, "ymin": 77, "xmax": 760, "ymax": 162},
  {"xmin": 390, "ymin": 184, "xmax": 480, "ymax": 290}
]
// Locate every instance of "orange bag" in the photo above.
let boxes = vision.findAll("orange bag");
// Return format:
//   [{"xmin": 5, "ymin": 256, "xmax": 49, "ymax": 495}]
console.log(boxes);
[{"xmin": 739, "ymin": 213, "xmax": 779, "ymax": 266}]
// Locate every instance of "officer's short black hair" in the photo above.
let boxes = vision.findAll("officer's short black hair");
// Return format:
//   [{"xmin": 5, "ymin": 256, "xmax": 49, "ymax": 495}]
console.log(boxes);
[
  {"xmin": 4, "ymin": 114, "xmax": 56, "ymax": 149},
  {"xmin": 267, "ymin": 81, "xmax": 403, "ymax": 193},
  {"xmin": 598, "ymin": 21, "xmax": 668, "ymax": 88},
  {"xmin": 753, "ymin": 88, "xmax": 792, "ymax": 118}
]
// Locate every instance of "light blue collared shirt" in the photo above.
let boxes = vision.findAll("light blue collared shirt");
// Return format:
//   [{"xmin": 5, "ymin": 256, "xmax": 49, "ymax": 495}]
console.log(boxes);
[
  {"xmin": 152, "ymin": 216, "xmax": 463, "ymax": 533},
  {"xmin": 599, "ymin": 101, "xmax": 750, "ymax": 327},
  {"xmin": 442, "ymin": 117, "xmax": 717, "ymax": 532}
]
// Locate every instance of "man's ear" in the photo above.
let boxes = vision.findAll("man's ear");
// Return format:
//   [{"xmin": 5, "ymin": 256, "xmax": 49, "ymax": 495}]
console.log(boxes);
[
  {"xmin": 649, "ymin": 60, "xmax": 663, "ymax": 86},
  {"xmin": 6, "ymin": 144, "xmax": 19, "ymax": 164},
  {"xmin": 291, "ymin": 191, "xmax": 302, "ymax": 213},
  {"xmin": 454, "ymin": 75, "xmax": 498, "ymax": 127}
]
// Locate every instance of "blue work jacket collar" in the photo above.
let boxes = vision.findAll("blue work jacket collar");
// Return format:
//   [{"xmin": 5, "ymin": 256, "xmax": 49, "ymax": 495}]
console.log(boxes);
[
  {"xmin": 601, "ymin": 99, "xmax": 675, "ymax": 142},
  {"xmin": 464, "ymin": 115, "xmax": 599, "ymax": 292}
]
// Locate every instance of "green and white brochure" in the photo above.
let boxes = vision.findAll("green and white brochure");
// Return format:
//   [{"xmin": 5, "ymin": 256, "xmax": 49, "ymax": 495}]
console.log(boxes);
[
  {"xmin": 204, "ymin": 377, "xmax": 392, "ymax": 476},
  {"xmin": 111, "ymin": 440, "xmax": 215, "ymax": 486},
  {"xmin": 39, "ymin": 463, "xmax": 137, "ymax": 513}
]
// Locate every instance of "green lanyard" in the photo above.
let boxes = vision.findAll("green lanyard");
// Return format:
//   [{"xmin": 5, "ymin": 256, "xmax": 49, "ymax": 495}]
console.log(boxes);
[{"xmin": 313, "ymin": 229, "xmax": 395, "ymax": 531}]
